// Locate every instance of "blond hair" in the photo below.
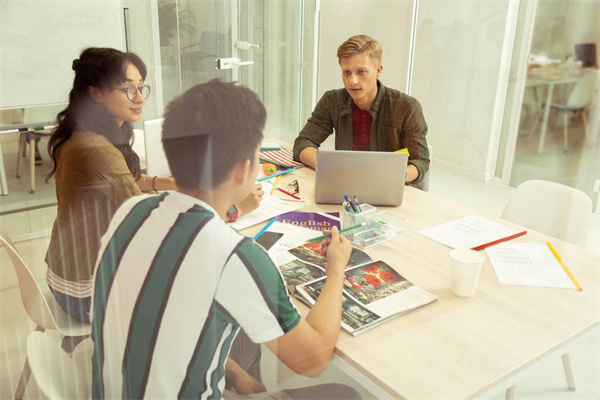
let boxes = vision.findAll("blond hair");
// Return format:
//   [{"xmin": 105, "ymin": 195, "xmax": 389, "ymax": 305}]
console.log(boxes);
[{"xmin": 337, "ymin": 35, "xmax": 382, "ymax": 64}]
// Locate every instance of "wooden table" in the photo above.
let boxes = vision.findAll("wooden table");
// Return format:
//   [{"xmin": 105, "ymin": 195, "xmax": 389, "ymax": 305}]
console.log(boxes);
[{"xmin": 244, "ymin": 160, "xmax": 600, "ymax": 399}]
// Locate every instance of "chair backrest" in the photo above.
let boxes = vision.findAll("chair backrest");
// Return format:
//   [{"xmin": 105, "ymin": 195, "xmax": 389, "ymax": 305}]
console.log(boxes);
[
  {"xmin": 0, "ymin": 230, "xmax": 59, "ymax": 330},
  {"xmin": 132, "ymin": 128, "xmax": 146, "ymax": 159},
  {"xmin": 420, "ymin": 143, "xmax": 433, "ymax": 192},
  {"xmin": 501, "ymin": 180, "xmax": 592, "ymax": 247},
  {"xmin": 27, "ymin": 332, "xmax": 90, "ymax": 400},
  {"xmin": 566, "ymin": 70, "xmax": 598, "ymax": 109}
]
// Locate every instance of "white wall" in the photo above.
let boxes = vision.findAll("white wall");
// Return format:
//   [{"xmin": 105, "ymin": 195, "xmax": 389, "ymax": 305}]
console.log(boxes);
[{"xmin": 315, "ymin": 0, "xmax": 414, "ymax": 149}]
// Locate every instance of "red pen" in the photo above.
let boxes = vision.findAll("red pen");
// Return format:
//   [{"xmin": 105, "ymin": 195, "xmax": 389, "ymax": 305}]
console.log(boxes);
[
  {"xmin": 471, "ymin": 230, "xmax": 527, "ymax": 251},
  {"xmin": 277, "ymin": 187, "xmax": 301, "ymax": 200}
]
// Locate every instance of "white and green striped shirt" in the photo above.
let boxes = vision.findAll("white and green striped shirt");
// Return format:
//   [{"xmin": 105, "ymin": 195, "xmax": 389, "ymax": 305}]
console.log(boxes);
[{"xmin": 91, "ymin": 191, "xmax": 301, "ymax": 399}]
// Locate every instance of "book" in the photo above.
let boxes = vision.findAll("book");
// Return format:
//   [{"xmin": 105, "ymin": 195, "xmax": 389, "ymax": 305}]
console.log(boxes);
[
  {"xmin": 259, "ymin": 148, "xmax": 304, "ymax": 169},
  {"xmin": 418, "ymin": 214, "xmax": 527, "ymax": 250},
  {"xmin": 274, "ymin": 211, "xmax": 340, "ymax": 232},
  {"xmin": 269, "ymin": 234, "xmax": 437, "ymax": 336},
  {"xmin": 486, "ymin": 242, "xmax": 577, "ymax": 289}
]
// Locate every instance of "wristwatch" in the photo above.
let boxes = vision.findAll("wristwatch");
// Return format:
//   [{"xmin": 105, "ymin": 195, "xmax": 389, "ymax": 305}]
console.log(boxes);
[{"xmin": 226, "ymin": 204, "xmax": 239, "ymax": 223}]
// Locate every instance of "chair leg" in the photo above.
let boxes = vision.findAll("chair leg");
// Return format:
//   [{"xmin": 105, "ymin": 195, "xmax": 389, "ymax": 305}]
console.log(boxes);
[
  {"xmin": 561, "ymin": 353, "xmax": 576, "ymax": 391},
  {"xmin": 15, "ymin": 326, "xmax": 45, "ymax": 399},
  {"xmin": 29, "ymin": 138, "xmax": 35, "ymax": 193},
  {"xmin": 527, "ymin": 110, "xmax": 543, "ymax": 140},
  {"xmin": 563, "ymin": 112, "xmax": 569, "ymax": 152},
  {"xmin": 581, "ymin": 109, "xmax": 590, "ymax": 146},
  {"xmin": 16, "ymin": 133, "xmax": 25, "ymax": 178},
  {"xmin": 505, "ymin": 385, "xmax": 516, "ymax": 400}
]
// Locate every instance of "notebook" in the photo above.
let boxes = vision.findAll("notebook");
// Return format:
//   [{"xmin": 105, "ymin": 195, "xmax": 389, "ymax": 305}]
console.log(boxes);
[
  {"xmin": 314, "ymin": 150, "xmax": 408, "ymax": 206},
  {"xmin": 143, "ymin": 118, "xmax": 171, "ymax": 177}
]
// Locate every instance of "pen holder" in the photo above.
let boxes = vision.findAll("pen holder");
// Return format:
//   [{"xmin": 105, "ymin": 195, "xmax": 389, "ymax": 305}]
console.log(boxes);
[
  {"xmin": 342, "ymin": 203, "xmax": 377, "ymax": 232},
  {"xmin": 342, "ymin": 203, "xmax": 407, "ymax": 249}
]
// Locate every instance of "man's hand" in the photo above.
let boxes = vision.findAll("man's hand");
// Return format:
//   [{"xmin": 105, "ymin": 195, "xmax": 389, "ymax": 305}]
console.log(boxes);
[
  {"xmin": 320, "ymin": 226, "xmax": 352, "ymax": 277},
  {"xmin": 236, "ymin": 184, "xmax": 264, "ymax": 217},
  {"xmin": 225, "ymin": 358, "xmax": 267, "ymax": 395}
]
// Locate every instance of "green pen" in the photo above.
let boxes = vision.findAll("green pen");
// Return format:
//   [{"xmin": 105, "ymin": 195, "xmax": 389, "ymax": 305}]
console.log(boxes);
[{"xmin": 306, "ymin": 223, "xmax": 365, "ymax": 242}]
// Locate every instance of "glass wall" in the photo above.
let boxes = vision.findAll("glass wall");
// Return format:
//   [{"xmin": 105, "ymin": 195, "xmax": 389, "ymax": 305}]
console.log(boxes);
[{"xmin": 498, "ymin": 0, "xmax": 599, "ymax": 206}]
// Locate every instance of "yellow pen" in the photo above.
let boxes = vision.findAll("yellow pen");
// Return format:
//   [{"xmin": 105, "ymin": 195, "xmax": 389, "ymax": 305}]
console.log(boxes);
[
  {"xmin": 547, "ymin": 242, "xmax": 582, "ymax": 291},
  {"xmin": 270, "ymin": 175, "xmax": 281, "ymax": 194}
]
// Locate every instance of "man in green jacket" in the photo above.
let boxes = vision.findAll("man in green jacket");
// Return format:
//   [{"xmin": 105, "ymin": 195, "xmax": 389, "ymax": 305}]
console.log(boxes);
[{"xmin": 293, "ymin": 34, "xmax": 430, "ymax": 189}]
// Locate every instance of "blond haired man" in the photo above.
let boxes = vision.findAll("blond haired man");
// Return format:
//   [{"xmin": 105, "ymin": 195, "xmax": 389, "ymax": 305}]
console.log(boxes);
[{"xmin": 293, "ymin": 34, "xmax": 429, "ymax": 189}]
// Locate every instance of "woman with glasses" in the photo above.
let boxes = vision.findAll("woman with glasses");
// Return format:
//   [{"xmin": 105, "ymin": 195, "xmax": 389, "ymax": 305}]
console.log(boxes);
[{"xmin": 44, "ymin": 47, "xmax": 176, "ymax": 322}]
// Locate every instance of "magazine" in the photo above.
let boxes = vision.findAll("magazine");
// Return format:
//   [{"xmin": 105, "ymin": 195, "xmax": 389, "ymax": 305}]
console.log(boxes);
[
  {"xmin": 274, "ymin": 211, "xmax": 341, "ymax": 232},
  {"xmin": 270, "ymin": 239, "xmax": 437, "ymax": 336},
  {"xmin": 259, "ymin": 148, "xmax": 304, "ymax": 168}
]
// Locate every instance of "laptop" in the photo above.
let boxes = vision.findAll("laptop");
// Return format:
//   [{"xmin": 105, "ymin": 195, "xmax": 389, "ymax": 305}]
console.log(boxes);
[
  {"xmin": 314, "ymin": 150, "xmax": 408, "ymax": 206},
  {"xmin": 143, "ymin": 118, "xmax": 171, "ymax": 177}
]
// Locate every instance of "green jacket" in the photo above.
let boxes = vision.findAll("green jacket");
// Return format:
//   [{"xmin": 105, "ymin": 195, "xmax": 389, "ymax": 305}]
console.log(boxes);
[{"xmin": 293, "ymin": 81, "xmax": 429, "ymax": 189}]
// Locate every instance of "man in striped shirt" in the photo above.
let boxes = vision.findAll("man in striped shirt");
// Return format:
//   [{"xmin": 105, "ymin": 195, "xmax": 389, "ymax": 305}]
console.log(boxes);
[{"xmin": 91, "ymin": 80, "xmax": 360, "ymax": 399}]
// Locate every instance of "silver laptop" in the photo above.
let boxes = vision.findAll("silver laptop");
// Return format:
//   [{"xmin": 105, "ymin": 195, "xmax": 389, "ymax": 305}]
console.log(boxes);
[
  {"xmin": 314, "ymin": 150, "xmax": 408, "ymax": 206},
  {"xmin": 143, "ymin": 118, "xmax": 172, "ymax": 177}
]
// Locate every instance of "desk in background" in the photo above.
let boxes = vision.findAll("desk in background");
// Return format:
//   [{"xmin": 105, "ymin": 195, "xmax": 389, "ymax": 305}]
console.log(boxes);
[
  {"xmin": 526, "ymin": 68, "xmax": 582, "ymax": 154},
  {"xmin": 245, "ymin": 151, "xmax": 600, "ymax": 399}
]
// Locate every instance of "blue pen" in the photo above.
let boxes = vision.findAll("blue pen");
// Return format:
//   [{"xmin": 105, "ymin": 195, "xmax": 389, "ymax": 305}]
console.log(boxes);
[
  {"xmin": 257, "ymin": 167, "xmax": 295, "ymax": 182},
  {"xmin": 344, "ymin": 195, "xmax": 357, "ymax": 212},
  {"xmin": 353, "ymin": 196, "xmax": 362, "ymax": 212},
  {"xmin": 254, "ymin": 218, "xmax": 275, "ymax": 240}
]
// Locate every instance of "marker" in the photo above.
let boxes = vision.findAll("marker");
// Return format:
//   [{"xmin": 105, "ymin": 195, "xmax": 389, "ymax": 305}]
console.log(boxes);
[
  {"xmin": 257, "ymin": 167, "xmax": 295, "ymax": 182},
  {"xmin": 276, "ymin": 186, "xmax": 301, "ymax": 200},
  {"xmin": 547, "ymin": 242, "xmax": 582, "ymax": 291},
  {"xmin": 353, "ymin": 196, "xmax": 362, "ymax": 212},
  {"xmin": 307, "ymin": 223, "xmax": 365, "ymax": 242},
  {"xmin": 254, "ymin": 218, "xmax": 275, "ymax": 240},
  {"xmin": 344, "ymin": 195, "xmax": 357, "ymax": 212}
]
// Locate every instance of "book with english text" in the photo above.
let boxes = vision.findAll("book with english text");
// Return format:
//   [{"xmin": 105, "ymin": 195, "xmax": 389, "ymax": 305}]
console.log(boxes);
[{"xmin": 274, "ymin": 211, "xmax": 340, "ymax": 232}]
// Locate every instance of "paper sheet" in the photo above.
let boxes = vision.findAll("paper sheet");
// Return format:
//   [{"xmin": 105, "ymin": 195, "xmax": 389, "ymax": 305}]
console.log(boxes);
[
  {"xmin": 418, "ymin": 215, "xmax": 521, "ymax": 249},
  {"xmin": 486, "ymin": 242, "xmax": 576, "ymax": 289},
  {"xmin": 229, "ymin": 183, "xmax": 303, "ymax": 230}
]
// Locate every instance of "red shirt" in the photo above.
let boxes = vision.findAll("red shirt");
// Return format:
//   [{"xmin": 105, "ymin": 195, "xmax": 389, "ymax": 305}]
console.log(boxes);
[{"xmin": 351, "ymin": 102, "xmax": 372, "ymax": 151}]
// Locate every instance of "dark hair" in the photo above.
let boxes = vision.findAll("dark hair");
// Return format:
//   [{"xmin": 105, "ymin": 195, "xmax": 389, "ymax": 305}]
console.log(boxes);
[
  {"xmin": 162, "ymin": 79, "xmax": 266, "ymax": 190},
  {"xmin": 45, "ymin": 47, "xmax": 147, "ymax": 182}
]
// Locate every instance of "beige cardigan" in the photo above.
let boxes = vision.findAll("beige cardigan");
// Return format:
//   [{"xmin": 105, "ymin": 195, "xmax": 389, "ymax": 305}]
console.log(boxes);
[{"xmin": 45, "ymin": 131, "xmax": 141, "ymax": 292}]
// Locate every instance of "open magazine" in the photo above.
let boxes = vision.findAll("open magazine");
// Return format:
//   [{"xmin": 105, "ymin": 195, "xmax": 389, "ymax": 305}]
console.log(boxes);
[{"xmin": 265, "ymin": 227, "xmax": 437, "ymax": 336}]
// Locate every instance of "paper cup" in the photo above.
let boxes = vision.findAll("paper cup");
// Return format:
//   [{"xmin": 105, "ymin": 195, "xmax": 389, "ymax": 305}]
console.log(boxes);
[{"xmin": 450, "ymin": 248, "xmax": 485, "ymax": 297}]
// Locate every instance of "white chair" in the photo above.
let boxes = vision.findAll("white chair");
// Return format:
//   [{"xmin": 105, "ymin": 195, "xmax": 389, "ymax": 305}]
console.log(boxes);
[
  {"xmin": 0, "ymin": 229, "xmax": 91, "ymax": 399},
  {"xmin": 500, "ymin": 180, "xmax": 592, "ymax": 399},
  {"xmin": 528, "ymin": 71, "xmax": 598, "ymax": 152},
  {"xmin": 26, "ymin": 331, "xmax": 91, "ymax": 400},
  {"xmin": 421, "ymin": 143, "xmax": 433, "ymax": 192},
  {"xmin": 501, "ymin": 179, "xmax": 592, "ymax": 247}
]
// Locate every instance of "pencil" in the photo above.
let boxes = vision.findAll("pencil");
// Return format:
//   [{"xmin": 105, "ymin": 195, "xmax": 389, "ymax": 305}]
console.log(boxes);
[
  {"xmin": 254, "ymin": 218, "xmax": 275, "ymax": 240},
  {"xmin": 546, "ymin": 242, "xmax": 582, "ymax": 291},
  {"xmin": 307, "ymin": 223, "xmax": 365, "ymax": 242},
  {"xmin": 276, "ymin": 187, "xmax": 301, "ymax": 200},
  {"xmin": 257, "ymin": 167, "xmax": 295, "ymax": 182},
  {"xmin": 470, "ymin": 230, "xmax": 527, "ymax": 251}
]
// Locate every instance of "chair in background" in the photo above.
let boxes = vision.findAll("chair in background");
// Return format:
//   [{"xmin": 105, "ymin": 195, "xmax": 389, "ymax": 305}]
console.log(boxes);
[
  {"xmin": 26, "ymin": 331, "xmax": 91, "ymax": 400},
  {"xmin": 500, "ymin": 179, "xmax": 592, "ymax": 399},
  {"xmin": 16, "ymin": 129, "xmax": 51, "ymax": 193},
  {"xmin": 421, "ymin": 143, "xmax": 433, "ymax": 192},
  {"xmin": 528, "ymin": 71, "xmax": 598, "ymax": 152},
  {"xmin": 0, "ymin": 229, "xmax": 91, "ymax": 400}
]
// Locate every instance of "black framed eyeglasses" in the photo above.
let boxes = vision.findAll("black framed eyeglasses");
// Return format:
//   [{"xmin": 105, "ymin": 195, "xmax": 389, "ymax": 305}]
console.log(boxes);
[{"xmin": 110, "ymin": 85, "xmax": 151, "ymax": 101}]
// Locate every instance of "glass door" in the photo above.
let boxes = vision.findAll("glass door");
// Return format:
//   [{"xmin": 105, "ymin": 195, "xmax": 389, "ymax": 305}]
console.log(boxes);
[{"xmin": 156, "ymin": 0, "xmax": 318, "ymax": 143}]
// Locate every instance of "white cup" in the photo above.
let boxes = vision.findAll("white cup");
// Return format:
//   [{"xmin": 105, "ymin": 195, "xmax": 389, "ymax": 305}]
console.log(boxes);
[{"xmin": 450, "ymin": 248, "xmax": 485, "ymax": 298}]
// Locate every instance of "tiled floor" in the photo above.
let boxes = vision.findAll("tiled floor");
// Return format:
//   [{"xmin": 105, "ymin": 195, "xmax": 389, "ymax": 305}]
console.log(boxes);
[{"xmin": 1, "ymin": 163, "xmax": 598, "ymax": 399}]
